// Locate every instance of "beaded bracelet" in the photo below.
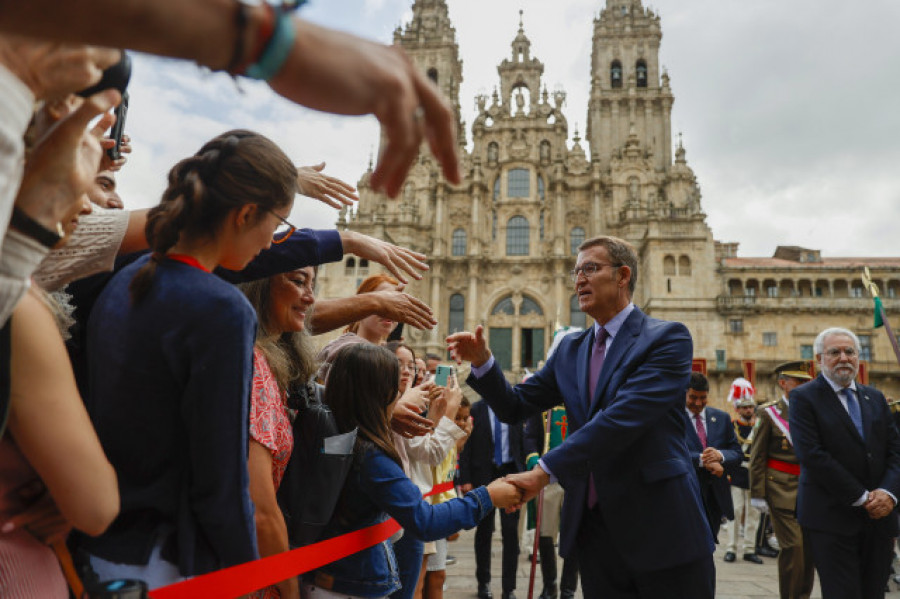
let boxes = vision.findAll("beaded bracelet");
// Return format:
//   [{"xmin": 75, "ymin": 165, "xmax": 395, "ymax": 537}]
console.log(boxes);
[{"xmin": 245, "ymin": 8, "xmax": 296, "ymax": 81}]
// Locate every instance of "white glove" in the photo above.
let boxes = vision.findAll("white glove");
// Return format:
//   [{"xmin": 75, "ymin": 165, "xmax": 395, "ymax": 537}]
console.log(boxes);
[{"xmin": 750, "ymin": 498, "xmax": 769, "ymax": 514}]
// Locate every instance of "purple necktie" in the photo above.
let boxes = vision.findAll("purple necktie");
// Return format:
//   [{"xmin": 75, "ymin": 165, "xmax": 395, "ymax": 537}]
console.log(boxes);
[
  {"xmin": 587, "ymin": 327, "xmax": 609, "ymax": 509},
  {"xmin": 694, "ymin": 413, "xmax": 707, "ymax": 449}
]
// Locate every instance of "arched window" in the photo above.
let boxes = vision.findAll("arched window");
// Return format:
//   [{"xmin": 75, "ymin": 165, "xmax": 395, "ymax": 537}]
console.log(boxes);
[
  {"xmin": 538, "ymin": 175, "xmax": 545, "ymax": 201},
  {"xmin": 487, "ymin": 141, "xmax": 499, "ymax": 164},
  {"xmin": 520, "ymin": 296, "xmax": 544, "ymax": 315},
  {"xmin": 508, "ymin": 168, "xmax": 530, "ymax": 197},
  {"xmin": 492, "ymin": 211, "xmax": 497, "ymax": 240},
  {"xmin": 448, "ymin": 293, "xmax": 465, "ymax": 333},
  {"xmin": 539, "ymin": 211, "xmax": 545, "ymax": 240},
  {"xmin": 570, "ymin": 227, "xmax": 585, "ymax": 255},
  {"xmin": 493, "ymin": 176, "xmax": 500, "ymax": 202},
  {"xmin": 636, "ymin": 59, "xmax": 647, "ymax": 88},
  {"xmin": 359, "ymin": 258, "xmax": 369, "ymax": 275},
  {"xmin": 610, "ymin": 60, "xmax": 623, "ymax": 89},
  {"xmin": 451, "ymin": 228, "xmax": 467, "ymax": 256},
  {"xmin": 344, "ymin": 257, "xmax": 356, "ymax": 275},
  {"xmin": 492, "ymin": 296, "xmax": 515, "ymax": 315},
  {"xmin": 570, "ymin": 294, "xmax": 587, "ymax": 329},
  {"xmin": 506, "ymin": 215, "xmax": 530, "ymax": 256},
  {"xmin": 663, "ymin": 255, "xmax": 676, "ymax": 276},
  {"xmin": 678, "ymin": 255, "xmax": 691, "ymax": 276},
  {"xmin": 427, "ymin": 68, "xmax": 438, "ymax": 83}
]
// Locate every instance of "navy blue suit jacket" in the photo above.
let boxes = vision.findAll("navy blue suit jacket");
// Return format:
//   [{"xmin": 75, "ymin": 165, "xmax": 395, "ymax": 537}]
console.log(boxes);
[
  {"xmin": 790, "ymin": 375, "xmax": 900, "ymax": 536},
  {"xmin": 684, "ymin": 407, "xmax": 743, "ymax": 521},
  {"xmin": 467, "ymin": 307, "xmax": 714, "ymax": 572}
]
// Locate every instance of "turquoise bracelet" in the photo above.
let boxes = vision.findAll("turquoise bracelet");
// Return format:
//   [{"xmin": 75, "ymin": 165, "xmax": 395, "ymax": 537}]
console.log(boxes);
[{"xmin": 246, "ymin": 10, "xmax": 296, "ymax": 81}]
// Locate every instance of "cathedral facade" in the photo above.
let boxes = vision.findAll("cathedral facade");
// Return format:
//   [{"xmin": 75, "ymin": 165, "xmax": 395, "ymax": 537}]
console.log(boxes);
[{"xmin": 315, "ymin": 0, "xmax": 900, "ymax": 406}]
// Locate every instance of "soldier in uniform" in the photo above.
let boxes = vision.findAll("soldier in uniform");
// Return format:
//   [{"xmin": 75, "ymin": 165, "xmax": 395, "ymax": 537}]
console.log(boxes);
[
  {"xmin": 524, "ymin": 406, "xmax": 578, "ymax": 599},
  {"xmin": 749, "ymin": 361, "xmax": 815, "ymax": 599},
  {"xmin": 723, "ymin": 378, "xmax": 762, "ymax": 563}
]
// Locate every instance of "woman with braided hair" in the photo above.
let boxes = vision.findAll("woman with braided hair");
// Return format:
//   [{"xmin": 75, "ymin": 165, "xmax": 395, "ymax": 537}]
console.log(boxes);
[{"xmin": 79, "ymin": 130, "xmax": 298, "ymax": 588}]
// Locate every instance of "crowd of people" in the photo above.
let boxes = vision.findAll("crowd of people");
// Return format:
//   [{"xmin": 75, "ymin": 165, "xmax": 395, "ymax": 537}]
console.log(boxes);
[{"xmin": 1, "ymin": 3, "xmax": 899, "ymax": 599}]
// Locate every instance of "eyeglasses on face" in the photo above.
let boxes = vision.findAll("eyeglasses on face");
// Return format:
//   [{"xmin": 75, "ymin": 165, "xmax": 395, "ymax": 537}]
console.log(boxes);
[
  {"xmin": 823, "ymin": 347, "xmax": 858, "ymax": 358},
  {"xmin": 268, "ymin": 209, "xmax": 297, "ymax": 244},
  {"xmin": 569, "ymin": 261, "xmax": 622, "ymax": 283}
]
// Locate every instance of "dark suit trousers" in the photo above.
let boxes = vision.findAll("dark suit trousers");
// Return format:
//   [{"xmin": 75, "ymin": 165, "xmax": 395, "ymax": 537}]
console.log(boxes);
[
  {"xmin": 475, "ymin": 463, "xmax": 520, "ymax": 591},
  {"xmin": 807, "ymin": 523, "xmax": 894, "ymax": 599},
  {"xmin": 576, "ymin": 505, "xmax": 715, "ymax": 599}
]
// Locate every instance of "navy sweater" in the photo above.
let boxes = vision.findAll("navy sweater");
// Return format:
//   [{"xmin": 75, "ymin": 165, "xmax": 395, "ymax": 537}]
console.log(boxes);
[{"xmin": 83, "ymin": 255, "xmax": 259, "ymax": 576}]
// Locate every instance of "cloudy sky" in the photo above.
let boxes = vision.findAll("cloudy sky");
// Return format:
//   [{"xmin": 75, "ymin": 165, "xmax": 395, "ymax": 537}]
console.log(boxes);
[{"xmin": 116, "ymin": 0, "xmax": 900, "ymax": 258}]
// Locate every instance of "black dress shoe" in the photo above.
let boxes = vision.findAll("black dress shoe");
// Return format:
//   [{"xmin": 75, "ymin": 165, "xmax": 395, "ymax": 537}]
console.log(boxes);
[
  {"xmin": 538, "ymin": 583, "xmax": 558, "ymax": 599},
  {"xmin": 723, "ymin": 551, "xmax": 736, "ymax": 562},
  {"xmin": 477, "ymin": 584, "xmax": 493, "ymax": 599},
  {"xmin": 757, "ymin": 545, "xmax": 779, "ymax": 558},
  {"xmin": 743, "ymin": 553, "xmax": 764, "ymax": 564}
]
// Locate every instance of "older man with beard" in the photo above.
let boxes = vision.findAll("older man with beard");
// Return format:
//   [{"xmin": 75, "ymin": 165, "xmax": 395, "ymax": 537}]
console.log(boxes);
[{"xmin": 790, "ymin": 327, "xmax": 900, "ymax": 599}]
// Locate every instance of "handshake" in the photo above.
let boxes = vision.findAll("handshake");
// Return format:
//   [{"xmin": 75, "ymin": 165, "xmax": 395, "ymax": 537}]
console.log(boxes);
[{"xmin": 478, "ymin": 466, "xmax": 554, "ymax": 511}]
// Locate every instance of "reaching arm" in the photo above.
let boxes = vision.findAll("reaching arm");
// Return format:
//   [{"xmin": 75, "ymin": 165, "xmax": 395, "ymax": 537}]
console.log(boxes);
[
  {"xmin": 306, "ymin": 288, "xmax": 435, "ymax": 336},
  {"xmin": 0, "ymin": 0, "xmax": 460, "ymax": 198},
  {"xmin": 7, "ymin": 288, "xmax": 118, "ymax": 536}
]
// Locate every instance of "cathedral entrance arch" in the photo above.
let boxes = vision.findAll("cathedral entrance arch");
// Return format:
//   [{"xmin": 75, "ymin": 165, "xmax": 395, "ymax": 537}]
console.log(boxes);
[{"xmin": 487, "ymin": 293, "xmax": 547, "ymax": 372}]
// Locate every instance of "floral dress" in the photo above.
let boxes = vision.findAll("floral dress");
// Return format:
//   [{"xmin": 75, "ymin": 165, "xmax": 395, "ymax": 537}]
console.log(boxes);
[{"xmin": 249, "ymin": 348, "xmax": 294, "ymax": 598}]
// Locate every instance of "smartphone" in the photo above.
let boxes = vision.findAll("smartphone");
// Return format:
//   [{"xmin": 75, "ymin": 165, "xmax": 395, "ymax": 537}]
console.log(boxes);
[{"xmin": 434, "ymin": 364, "xmax": 453, "ymax": 387}]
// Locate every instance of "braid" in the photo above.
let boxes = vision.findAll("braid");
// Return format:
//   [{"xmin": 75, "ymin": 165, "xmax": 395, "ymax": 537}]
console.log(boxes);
[
  {"xmin": 129, "ymin": 157, "xmax": 207, "ymax": 303},
  {"xmin": 129, "ymin": 130, "xmax": 297, "ymax": 304}
]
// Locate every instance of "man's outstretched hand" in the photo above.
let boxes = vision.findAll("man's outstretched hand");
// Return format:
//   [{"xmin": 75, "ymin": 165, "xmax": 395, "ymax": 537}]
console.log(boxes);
[{"xmin": 447, "ymin": 324, "xmax": 492, "ymax": 368}]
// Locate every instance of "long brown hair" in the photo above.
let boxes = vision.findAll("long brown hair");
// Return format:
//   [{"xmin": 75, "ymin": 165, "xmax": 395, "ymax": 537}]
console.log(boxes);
[
  {"xmin": 131, "ymin": 130, "xmax": 297, "ymax": 303},
  {"xmin": 344, "ymin": 274, "xmax": 399, "ymax": 334},
  {"xmin": 324, "ymin": 343, "xmax": 402, "ymax": 466}
]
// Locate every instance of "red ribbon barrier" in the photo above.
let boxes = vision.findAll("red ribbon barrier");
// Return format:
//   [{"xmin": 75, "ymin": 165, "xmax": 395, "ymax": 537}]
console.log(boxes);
[{"xmin": 148, "ymin": 481, "xmax": 456, "ymax": 599}]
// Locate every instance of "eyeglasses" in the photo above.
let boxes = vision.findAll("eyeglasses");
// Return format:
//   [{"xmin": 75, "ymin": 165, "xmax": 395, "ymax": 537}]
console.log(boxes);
[
  {"xmin": 398, "ymin": 362, "xmax": 417, "ymax": 374},
  {"xmin": 569, "ymin": 261, "xmax": 622, "ymax": 283},
  {"xmin": 824, "ymin": 347, "xmax": 858, "ymax": 358},
  {"xmin": 268, "ymin": 209, "xmax": 297, "ymax": 244}
]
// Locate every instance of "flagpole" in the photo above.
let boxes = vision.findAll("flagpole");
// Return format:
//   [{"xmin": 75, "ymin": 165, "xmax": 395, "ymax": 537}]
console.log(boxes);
[{"xmin": 863, "ymin": 267, "xmax": 900, "ymax": 365}]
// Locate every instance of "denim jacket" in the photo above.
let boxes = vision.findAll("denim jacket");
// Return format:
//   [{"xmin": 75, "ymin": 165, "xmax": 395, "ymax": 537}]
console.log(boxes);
[{"xmin": 309, "ymin": 445, "xmax": 493, "ymax": 597}]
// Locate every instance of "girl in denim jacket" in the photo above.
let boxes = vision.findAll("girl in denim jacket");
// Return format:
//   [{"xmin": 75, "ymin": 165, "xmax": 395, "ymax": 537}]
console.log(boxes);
[{"xmin": 304, "ymin": 344, "xmax": 521, "ymax": 599}]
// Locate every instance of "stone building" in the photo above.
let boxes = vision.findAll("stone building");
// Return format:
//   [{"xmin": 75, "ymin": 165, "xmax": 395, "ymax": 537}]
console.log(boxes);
[{"xmin": 315, "ymin": 0, "xmax": 900, "ymax": 406}]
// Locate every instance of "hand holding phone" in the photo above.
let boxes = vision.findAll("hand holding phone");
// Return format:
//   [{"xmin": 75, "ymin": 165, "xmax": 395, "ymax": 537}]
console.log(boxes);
[{"xmin": 434, "ymin": 364, "xmax": 453, "ymax": 387}]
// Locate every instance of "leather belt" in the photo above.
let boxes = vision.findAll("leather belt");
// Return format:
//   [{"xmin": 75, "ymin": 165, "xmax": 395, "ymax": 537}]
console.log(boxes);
[{"xmin": 767, "ymin": 458, "xmax": 800, "ymax": 475}]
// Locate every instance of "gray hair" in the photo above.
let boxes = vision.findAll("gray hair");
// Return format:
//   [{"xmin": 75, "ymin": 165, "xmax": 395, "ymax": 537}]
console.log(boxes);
[
  {"xmin": 813, "ymin": 327, "xmax": 860, "ymax": 355},
  {"xmin": 577, "ymin": 235, "xmax": 638, "ymax": 296}
]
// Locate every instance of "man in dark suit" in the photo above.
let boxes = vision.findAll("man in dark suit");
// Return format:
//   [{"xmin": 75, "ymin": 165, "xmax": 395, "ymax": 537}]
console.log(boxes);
[
  {"xmin": 447, "ymin": 235, "xmax": 715, "ymax": 599},
  {"xmin": 790, "ymin": 327, "xmax": 900, "ymax": 599},
  {"xmin": 458, "ymin": 398, "xmax": 525, "ymax": 599},
  {"xmin": 683, "ymin": 372, "xmax": 744, "ymax": 547}
]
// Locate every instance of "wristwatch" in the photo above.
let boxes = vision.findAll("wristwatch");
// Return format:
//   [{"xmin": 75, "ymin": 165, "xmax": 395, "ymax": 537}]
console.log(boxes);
[{"xmin": 10, "ymin": 207, "xmax": 63, "ymax": 248}]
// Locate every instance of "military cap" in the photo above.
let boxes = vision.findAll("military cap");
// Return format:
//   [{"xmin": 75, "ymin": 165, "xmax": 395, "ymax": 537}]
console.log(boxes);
[{"xmin": 774, "ymin": 360, "xmax": 813, "ymax": 380}]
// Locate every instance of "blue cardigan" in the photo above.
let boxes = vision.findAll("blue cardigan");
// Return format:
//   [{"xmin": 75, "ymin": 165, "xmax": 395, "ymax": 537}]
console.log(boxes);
[{"xmin": 82, "ymin": 255, "xmax": 259, "ymax": 576}]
